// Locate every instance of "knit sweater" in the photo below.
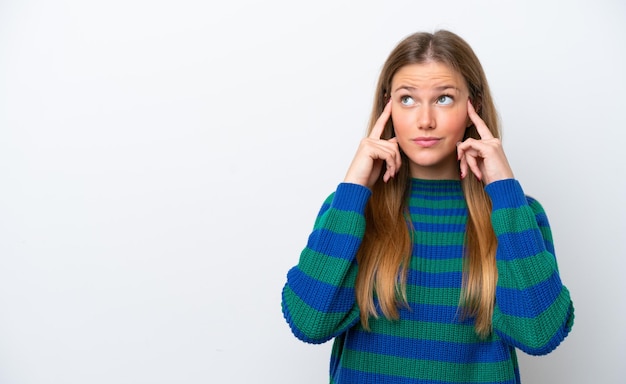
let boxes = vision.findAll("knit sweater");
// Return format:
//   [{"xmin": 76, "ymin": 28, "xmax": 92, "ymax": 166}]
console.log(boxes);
[{"xmin": 281, "ymin": 178, "xmax": 574, "ymax": 383}]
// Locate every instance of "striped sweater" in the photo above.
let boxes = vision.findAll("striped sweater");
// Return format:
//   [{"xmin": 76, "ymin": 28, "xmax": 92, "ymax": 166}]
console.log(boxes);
[{"xmin": 281, "ymin": 178, "xmax": 574, "ymax": 383}]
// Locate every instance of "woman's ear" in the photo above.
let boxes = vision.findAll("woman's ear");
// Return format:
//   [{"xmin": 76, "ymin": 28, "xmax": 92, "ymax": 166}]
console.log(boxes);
[{"xmin": 474, "ymin": 99, "xmax": 482, "ymax": 114}]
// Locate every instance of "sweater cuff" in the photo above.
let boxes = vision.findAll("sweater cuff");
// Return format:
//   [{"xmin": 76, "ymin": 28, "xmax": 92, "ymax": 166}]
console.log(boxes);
[
  {"xmin": 331, "ymin": 183, "xmax": 372, "ymax": 212},
  {"xmin": 485, "ymin": 179, "xmax": 528, "ymax": 210}
]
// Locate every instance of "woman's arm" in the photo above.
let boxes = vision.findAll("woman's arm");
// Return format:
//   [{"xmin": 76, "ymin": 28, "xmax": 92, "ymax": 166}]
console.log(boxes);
[
  {"xmin": 281, "ymin": 183, "xmax": 370, "ymax": 344},
  {"xmin": 487, "ymin": 179, "xmax": 574, "ymax": 355}
]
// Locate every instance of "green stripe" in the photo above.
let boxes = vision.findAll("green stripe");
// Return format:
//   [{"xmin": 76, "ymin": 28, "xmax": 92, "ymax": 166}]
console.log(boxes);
[
  {"xmin": 405, "ymin": 286, "xmax": 461, "ymax": 306},
  {"xmin": 298, "ymin": 250, "xmax": 358, "ymax": 287},
  {"xmin": 528, "ymin": 199, "xmax": 553, "ymax": 244},
  {"xmin": 313, "ymin": 207, "xmax": 366, "ymax": 234},
  {"xmin": 340, "ymin": 350, "xmax": 514, "ymax": 382},
  {"xmin": 409, "ymin": 201, "xmax": 466, "ymax": 210},
  {"xmin": 496, "ymin": 251, "xmax": 557, "ymax": 289},
  {"xmin": 410, "ymin": 189, "xmax": 463, "ymax": 196},
  {"xmin": 492, "ymin": 206, "xmax": 537, "ymax": 234},
  {"xmin": 368, "ymin": 318, "xmax": 486, "ymax": 344},
  {"xmin": 412, "ymin": 231, "xmax": 465, "ymax": 246},
  {"xmin": 282, "ymin": 286, "xmax": 359, "ymax": 339},
  {"xmin": 409, "ymin": 257, "xmax": 463, "ymax": 273},
  {"xmin": 409, "ymin": 213, "xmax": 467, "ymax": 224}
]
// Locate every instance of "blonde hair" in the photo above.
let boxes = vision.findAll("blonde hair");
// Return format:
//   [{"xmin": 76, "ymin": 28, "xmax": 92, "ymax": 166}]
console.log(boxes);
[{"xmin": 355, "ymin": 30, "xmax": 499, "ymax": 338}]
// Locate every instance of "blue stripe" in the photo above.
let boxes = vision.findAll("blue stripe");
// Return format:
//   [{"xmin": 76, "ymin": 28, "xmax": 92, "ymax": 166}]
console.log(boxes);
[
  {"xmin": 496, "ymin": 271, "xmax": 564, "ymax": 318},
  {"xmin": 412, "ymin": 244, "xmax": 465, "ymax": 259},
  {"xmin": 412, "ymin": 222, "xmax": 466, "ymax": 233},
  {"xmin": 534, "ymin": 210, "xmax": 549, "ymax": 226},
  {"xmin": 540, "ymin": 232, "xmax": 555, "ymax": 255},
  {"xmin": 286, "ymin": 267, "xmax": 355, "ymax": 313},
  {"xmin": 332, "ymin": 183, "xmax": 371, "ymax": 211},
  {"xmin": 345, "ymin": 330, "xmax": 511, "ymax": 363},
  {"xmin": 496, "ymin": 228, "xmax": 546, "ymax": 261},
  {"xmin": 331, "ymin": 366, "xmax": 518, "ymax": 384},
  {"xmin": 485, "ymin": 179, "xmax": 527, "ymax": 210},
  {"xmin": 409, "ymin": 206, "xmax": 467, "ymax": 216},
  {"xmin": 407, "ymin": 269, "xmax": 462, "ymax": 288},
  {"xmin": 533, "ymin": 210, "xmax": 555, "ymax": 254},
  {"xmin": 391, "ymin": 303, "xmax": 471, "ymax": 325},
  {"xmin": 306, "ymin": 229, "xmax": 361, "ymax": 261}
]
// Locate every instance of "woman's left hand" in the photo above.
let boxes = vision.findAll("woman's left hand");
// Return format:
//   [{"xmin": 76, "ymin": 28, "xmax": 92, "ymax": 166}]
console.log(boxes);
[{"xmin": 456, "ymin": 100, "xmax": 514, "ymax": 185}]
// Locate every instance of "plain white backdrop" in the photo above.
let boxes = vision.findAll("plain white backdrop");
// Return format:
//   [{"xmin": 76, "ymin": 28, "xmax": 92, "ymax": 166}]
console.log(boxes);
[{"xmin": 0, "ymin": 0, "xmax": 624, "ymax": 383}]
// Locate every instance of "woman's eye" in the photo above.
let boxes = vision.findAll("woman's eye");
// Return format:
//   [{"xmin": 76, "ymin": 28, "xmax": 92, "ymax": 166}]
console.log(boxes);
[
  {"xmin": 400, "ymin": 96, "xmax": 415, "ymax": 106},
  {"xmin": 437, "ymin": 95, "xmax": 453, "ymax": 105}
]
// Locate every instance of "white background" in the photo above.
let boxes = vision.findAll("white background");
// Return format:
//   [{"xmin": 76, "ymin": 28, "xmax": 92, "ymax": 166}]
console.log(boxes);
[{"xmin": 1, "ymin": 0, "xmax": 624, "ymax": 383}]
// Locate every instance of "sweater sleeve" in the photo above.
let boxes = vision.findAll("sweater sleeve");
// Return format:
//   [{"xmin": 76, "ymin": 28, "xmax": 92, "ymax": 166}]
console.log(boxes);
[
  {"xmin": 486, "ymin": 179, "xmax": 574, "ymax": 355},
  {"xmin": 281, "ymin": 183, "xmax": 371, "ymax": 344}
]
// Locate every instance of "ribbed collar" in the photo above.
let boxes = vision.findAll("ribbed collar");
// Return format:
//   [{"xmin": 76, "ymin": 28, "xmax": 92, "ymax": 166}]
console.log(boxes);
[{"xmin": 409, "ymin": 178, "xmax": 463, "ymax": 196}]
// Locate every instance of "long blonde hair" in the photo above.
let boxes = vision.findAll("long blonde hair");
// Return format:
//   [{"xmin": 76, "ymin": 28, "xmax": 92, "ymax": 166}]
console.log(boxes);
[{"xmin": 355, "ymin": 30, "xmax": 499, "ymax": 338}]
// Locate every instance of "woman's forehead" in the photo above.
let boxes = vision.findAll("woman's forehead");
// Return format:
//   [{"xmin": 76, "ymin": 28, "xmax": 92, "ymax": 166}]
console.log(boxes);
[{"xmin": 391, "ymin": 62, "xmax": 467, "ymax": 92}]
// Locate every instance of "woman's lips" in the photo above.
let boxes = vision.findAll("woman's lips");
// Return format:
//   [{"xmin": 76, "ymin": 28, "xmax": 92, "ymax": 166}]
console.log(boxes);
[{"xmin": 413, "ymin": 137, "xmax": 441, "ymax": 148}]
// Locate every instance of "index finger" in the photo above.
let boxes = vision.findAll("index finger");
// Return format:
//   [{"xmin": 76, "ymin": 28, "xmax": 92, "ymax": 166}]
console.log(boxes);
[
  {"xmin": 467, "ymin": 99, "xmax": 494, "ymax": 140},
  {"xmin": 369, "ymin": 99, "xmax": 393, "ymax": 139}
]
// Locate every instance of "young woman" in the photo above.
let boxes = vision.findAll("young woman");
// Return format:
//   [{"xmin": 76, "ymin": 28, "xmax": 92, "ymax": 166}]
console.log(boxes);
[{"xmin": 281, "ymin": 30, "xmax": 574, "ymax": 384}]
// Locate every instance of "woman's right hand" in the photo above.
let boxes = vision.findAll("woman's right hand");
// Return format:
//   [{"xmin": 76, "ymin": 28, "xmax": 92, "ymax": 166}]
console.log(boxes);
[{"xmin": 344, "ymin": 100, "xmax": 401, "ymax": 188}]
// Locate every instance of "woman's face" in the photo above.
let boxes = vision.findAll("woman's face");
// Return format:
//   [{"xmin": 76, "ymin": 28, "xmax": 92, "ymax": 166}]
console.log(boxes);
[{"xmin": 390, "ymin": 61, "xmax": 470, "ymax": 180}]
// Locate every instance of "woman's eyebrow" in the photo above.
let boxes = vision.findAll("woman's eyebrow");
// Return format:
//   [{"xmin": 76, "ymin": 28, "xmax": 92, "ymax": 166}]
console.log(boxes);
[
  {"xmin": 392, "ymin": 85, "xmax": 460, "ymax": 93},
  {"xmin": 435, "ymin": 85, "xmax": 460, "ymax": 92},
  {"xmin": 393, "ymin": 85, "xmax": 417, "ymax": 92}
]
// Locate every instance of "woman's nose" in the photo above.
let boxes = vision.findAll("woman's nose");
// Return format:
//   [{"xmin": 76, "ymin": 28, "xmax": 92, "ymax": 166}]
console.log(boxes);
[{"xmin": 416, "ymin": 105, "xmax": 435, "ymax": 130}]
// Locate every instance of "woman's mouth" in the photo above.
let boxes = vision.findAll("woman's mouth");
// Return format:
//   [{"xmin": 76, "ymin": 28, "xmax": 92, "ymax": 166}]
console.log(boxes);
[{"xmin": 413, "ymin": 137, "xmax": 441, "ymax": 148}]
